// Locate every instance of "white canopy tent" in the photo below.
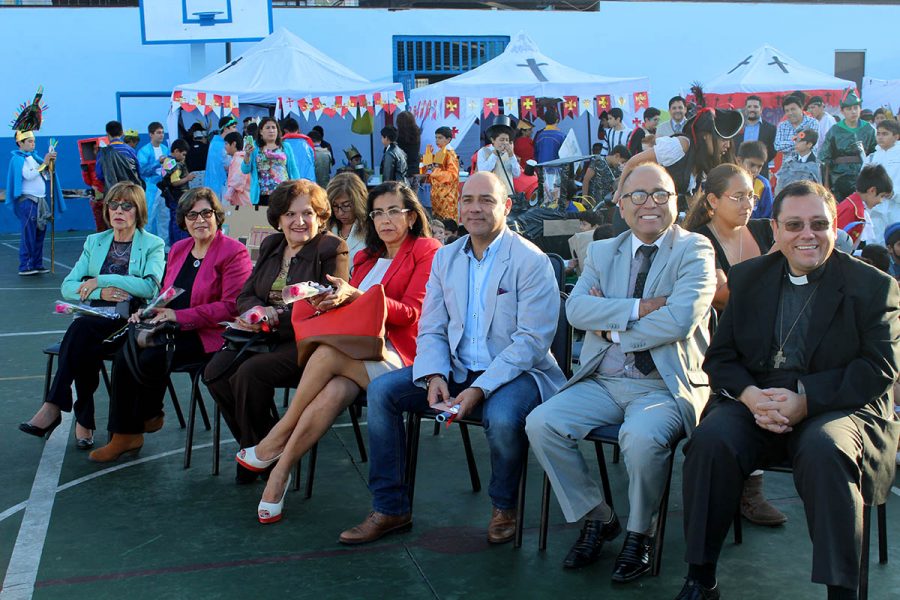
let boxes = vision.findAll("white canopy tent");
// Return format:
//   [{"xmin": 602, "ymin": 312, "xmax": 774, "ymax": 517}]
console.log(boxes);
[
  {"xmin": 701, "ymin": 45, "xmax": 855, "ymax": 109},
  {"xmin": 409, "ymin": 32, "xmax": 650, "ymax": 157},
  {"xmin": 167, "ymin": 28, "xmax": 405, "ymax": 169},
  {"xmin": 862, "ymin": 77, "xmax": 900, "ymax": 112}
]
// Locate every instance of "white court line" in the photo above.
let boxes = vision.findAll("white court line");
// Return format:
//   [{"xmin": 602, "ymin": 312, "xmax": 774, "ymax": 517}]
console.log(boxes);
[
  {"xmin": 0, "ymin": 330, "xmax": 67, "ymax": 338},
  {"xmin": 0, "ymin": 243, "xmax": 72, "ymax": 271},
  {"xmin": 1, "ymin": 411, "xmax": 72, "ymax": 600},
  {"xmin": 893, "ymin": 486, "xmax": 900, "ymax": 498},
  {"xmin": 0, "ymin": 421, "xmax": 366, "ymax": 525}
]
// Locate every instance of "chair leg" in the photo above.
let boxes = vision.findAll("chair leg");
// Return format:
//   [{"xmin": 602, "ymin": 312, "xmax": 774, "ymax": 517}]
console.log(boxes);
[
  {"xmin": 405, "ymin": 413, "xmax": 422, "ymax": 512},
  {"xmin": 294, "ymin": 456, "xmax": 302, "ymax": 492},
  {"xmin": 612, "ymin": 445, "xmax": 621, "ymax": 464},
  {"xmin": 432, "ymin": 421, "xmax": 441, "ymax": 436},
  {"xmin": 514, "ymin": 456, "xmax": 527, "ymax": 549},
  {"xmin": 594, "ymin": 442, "xmax": 614, "ymax": 511},
  {"xmin": 194, "ymin": 373, "xmax": 211, "ymax": 431},
  {"xmin": 860, "ymin": 503, "xmax": 871, "ymax": 600},
  {"xmin": 650, "ymin": 450, "xmax": 676, "ymax": 576},
  {"xmin": 100, "ymin": 361, "xmax": 111, "ymax": 395},
  {"xmin": 305, "ymin": 442, "xmax": 318, "ymax": 499},
  {"xmin": 212, "ymin": 404, "xmax": 221, "ymax": 476},
  {"xmin": 877, "ymin": 503, "xmax": 887, "ymax": 564},
  {"xmin": 538, "ymin": 472, "xmax": 551, "ymax": 551},
  {"xmin": 349, "ymin": 406, "xmax": 367, "ymax": 463},
  {"xmin": 43, "ymin": 354, "xmax": 54, "ymax": 403},
  {"xmin": 183, "ymin": 376, "xmax": 197, "ymax": 469},
  {"xmin": 459, "ymin": 423, "xmax": 482, "ymax": 493},
  {"xmin": 733, "ymin": 511, "xmax": 743, "ymax": 545},
  {"xmin": 283, "ymin": 387, "xmax": 290, "ymax": 408}
]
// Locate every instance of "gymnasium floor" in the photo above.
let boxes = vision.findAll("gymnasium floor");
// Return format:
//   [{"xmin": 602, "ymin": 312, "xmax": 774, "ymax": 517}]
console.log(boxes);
[{"xmin": 0, "ymin": 232, "xmax": 897, "ymax": 600}]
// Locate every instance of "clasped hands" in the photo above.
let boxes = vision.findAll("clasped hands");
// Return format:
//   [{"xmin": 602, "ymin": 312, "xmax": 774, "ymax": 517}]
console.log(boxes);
[
  {"xmin": 77, "ymin": 278, "xmax": 129, "ymax": 303},
  {"xmin": 588, "ymin": 286, "xmax": 668, "ymax": 339},
  {"xmin": 427, "ymin": 376, "xmax": 484, "ymax": 420},
  {"xmin": 740, "ymin": 385, "xmax": 808, "ymax": 434},
  {"xmin": 129, "ymin": 307, "xmax": 176, "ymax": 325}
]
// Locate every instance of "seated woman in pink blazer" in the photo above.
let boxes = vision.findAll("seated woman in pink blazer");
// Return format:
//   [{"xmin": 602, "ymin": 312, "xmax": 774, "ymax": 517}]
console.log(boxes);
[
  {"xmin": 90, "ymin": 187, "xmax": 252, "ymax": 462},
  {"xmin": 236, "ymin": 181, "xmax": 440, "ymax": 524}
]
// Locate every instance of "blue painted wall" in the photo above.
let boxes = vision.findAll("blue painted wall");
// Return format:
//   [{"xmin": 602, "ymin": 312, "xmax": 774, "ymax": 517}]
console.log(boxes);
[{"xmin": 2, "ymin": 2, "xmax": 900, "ymax": 194}]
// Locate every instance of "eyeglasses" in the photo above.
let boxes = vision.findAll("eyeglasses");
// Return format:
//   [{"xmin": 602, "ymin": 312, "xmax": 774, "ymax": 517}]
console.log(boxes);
[
  {"xmin": 332, "ymin": 202, "xmax": 354, "ymax": 214},
  {"xmin": 621, "ymin": 190, "xmax": 675, "ymax": 206},
  {"xmin": 369, "ymin": 208, "xmax": 411, "ymax": 220},
  {"xmin": 726, "ymin": 193, "xmax": 759, "ymax": 205},
  {"xmin": 777, "ymin": 219, "xmax": 832, "ymax": 232},
  {"xmin": 107, "ymin": 201, "xmax": 135, "ymax": 212},
  {"xmin": 186, "ymin": 208, "xmax": 215, "ymax": 221}
]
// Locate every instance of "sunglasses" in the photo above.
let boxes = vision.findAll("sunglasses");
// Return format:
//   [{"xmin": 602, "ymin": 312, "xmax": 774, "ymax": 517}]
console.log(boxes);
[
  {"xmin": 186, "ymin": 208, "xmax": 215, "ymax": 222},
  {"xmin": 107, "ymin": 201, "xmax": 135, "ymax": 212},
  {"xmin": 777, "ymin": 219, "xmax": 832, "ymax": 232}
]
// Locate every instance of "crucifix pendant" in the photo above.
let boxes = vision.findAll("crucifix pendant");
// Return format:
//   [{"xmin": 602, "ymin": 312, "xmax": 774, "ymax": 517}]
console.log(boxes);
[{"xmin": 773, "ymin": 350, "xmax": 786, "ymax": 368}]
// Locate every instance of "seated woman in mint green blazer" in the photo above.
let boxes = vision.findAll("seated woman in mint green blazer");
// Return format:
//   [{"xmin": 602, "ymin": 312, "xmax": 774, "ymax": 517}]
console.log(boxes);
[{"xmin": 18, "ymin": 182, "xmax": 165, "ymax": 449}]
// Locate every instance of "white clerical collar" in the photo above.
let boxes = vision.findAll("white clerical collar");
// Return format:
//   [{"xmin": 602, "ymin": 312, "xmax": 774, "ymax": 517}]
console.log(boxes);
[{"xmin": 788, "ymin": 273, "xmax": 809, "ymax": 285}]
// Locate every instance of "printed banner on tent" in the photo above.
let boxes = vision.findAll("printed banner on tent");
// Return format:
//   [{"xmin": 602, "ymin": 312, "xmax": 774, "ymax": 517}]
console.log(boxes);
[
  {"xmin": 520, "ymin": 96, "xmax": 537, "ymax": 119},
  {"xmin": 172, "ymin": 90, "xmax": 238, "ymax": 117},
  {"xmin": 483, "ymin": 97, "xmax": 499, "ymax": 118},
  {"xmin": 633, "ymin": 91, "xmax": 649, "ymax": 112}
]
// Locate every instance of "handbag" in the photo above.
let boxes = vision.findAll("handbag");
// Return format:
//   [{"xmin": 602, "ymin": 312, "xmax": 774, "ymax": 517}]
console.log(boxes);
[
  {"xmin": 294, "ymin": 284, "xmax": 388, "ymax": 366},
  {"xmin": 202, "ymin": 327, "xmax": 281, "ymax": 385},
  {"xmin": 122, "ymin": 321, "xmax": 180, "ymax": 385}
]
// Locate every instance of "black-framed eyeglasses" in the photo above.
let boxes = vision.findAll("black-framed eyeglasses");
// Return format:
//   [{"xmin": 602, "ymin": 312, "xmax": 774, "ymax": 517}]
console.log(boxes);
[
  {"xmin": 107, "ymin": 201, "xmax": 135, "ymax": 212},
  {"xmin": 777, "ymin": 219, "xmax": 832, "ymax": 232},
  {"xmin": 332, "ymin": 202, "xmax": 354, "ymax": 214},
  {"xmin": 621, "ymin": 190, "xmax": 675, "ymax": 206},
  {"xmin": 369, "ymin": 208, "xmax": 411, "ymax": 220},
  {"xmin": 726, "ymin": 193, "xmax": 759, "ymax": 205},
  {"xmin": 186, "ymin": 208, "xmax": 215, "ymax": 222}
]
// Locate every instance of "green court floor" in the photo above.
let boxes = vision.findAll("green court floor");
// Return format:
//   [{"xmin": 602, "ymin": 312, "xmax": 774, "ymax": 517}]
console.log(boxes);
[{"xmin": 0, "ymin": 232, "xmax": 897, "ymax": 599}]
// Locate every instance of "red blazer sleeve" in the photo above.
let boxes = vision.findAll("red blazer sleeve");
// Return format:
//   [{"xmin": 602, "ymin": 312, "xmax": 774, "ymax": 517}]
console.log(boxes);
[
  {"xmin": 385, "ymin": 237, "xmax": 441, "ymax": 327},
  {"xmin": 175, "ymin": 236, "xmax": 252, "ymax": 330}
]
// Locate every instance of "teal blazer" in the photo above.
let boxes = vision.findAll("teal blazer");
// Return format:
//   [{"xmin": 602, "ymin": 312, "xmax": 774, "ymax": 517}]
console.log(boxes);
[{"xmin": 61, "ymin": 228, "xmax": 166, "ymax": 303}]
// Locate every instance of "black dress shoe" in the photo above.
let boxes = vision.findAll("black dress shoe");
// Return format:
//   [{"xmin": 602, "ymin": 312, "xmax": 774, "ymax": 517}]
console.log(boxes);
[
  {"xmin": 235, "ymin": 463, "xmax": 259, "ymax": 485},
  {"xmin": 563, "ymin": 514, "xmax": 622, "ymax": 569},
  {"xmin": 611, "ymin": 531, "xmax": 653, "ymax": 583},
  {"xmin": 673, "ymin": 578, "xmax": 720, "ymax": 600},
  {"xmin": 19, "ymin": 414, "xmax": 62, "ymax": 439}
]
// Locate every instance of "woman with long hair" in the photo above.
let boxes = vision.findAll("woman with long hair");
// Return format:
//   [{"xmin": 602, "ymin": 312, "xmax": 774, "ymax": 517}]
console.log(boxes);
[
  {"xmin": 241, "ymin": 117, "xmax": 301, "ymax": 206},
  {"xmin": 395, "ymin": 110, "xmax": 421, "ymax": 183},
  {"xmin": 326, "ymin": 173, "xmax": 368, "ymax": 269}
]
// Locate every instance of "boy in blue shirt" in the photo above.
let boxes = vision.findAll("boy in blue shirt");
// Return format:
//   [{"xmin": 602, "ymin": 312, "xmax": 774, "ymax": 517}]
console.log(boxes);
[{"xmin": 737, "ymin": 140, "xmax": 775, "ymax": 219}]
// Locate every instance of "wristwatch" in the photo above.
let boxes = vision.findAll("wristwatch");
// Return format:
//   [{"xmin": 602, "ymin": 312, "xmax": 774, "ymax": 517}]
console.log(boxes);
[{"xmin": 425, "ymin": 374, "xmax": 446, "ymax": 386}]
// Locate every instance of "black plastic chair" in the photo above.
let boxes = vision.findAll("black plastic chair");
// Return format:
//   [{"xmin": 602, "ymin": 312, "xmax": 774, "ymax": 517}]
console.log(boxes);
[
  {"xmin": 731, "ymin": 463, "xmax": 888, "ymax": 600},
  {"xmin": 179, "ymin": 361, "xmax": 214, "ymax": 468}
]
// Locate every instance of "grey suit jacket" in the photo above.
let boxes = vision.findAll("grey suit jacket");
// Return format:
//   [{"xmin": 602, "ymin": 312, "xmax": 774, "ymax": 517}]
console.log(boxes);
[
  {"xmin": 656, "ymin": 119, "xmax": 687, "ymax": 138},
  {"xmin": 413, "ymin": 228, "xmax": 566, "ymax": 401},
  {"xmin": 563, "ymin": 226, "xmax": 716, "ymax": 434}
]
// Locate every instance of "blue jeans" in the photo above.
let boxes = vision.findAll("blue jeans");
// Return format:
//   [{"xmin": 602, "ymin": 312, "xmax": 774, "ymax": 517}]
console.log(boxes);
[
  {"xmin": 367, "ymin": 366, "xmax": 540, "ymax": 516},
  {"xmin": 14, "ymin": 196, "xmax": 45, "ymax": 272}
]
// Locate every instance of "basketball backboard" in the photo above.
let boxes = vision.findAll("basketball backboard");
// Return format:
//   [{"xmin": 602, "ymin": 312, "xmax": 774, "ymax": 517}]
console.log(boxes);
[{"xmin": 139, "ymin": 0, "xmax": 273, "ymax": 45}]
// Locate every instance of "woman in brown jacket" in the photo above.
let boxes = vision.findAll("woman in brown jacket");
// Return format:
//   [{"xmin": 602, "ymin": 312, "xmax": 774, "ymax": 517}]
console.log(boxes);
[{"xmin": 204, "ymin": 180, "xmax": 348, "ymax": 483}]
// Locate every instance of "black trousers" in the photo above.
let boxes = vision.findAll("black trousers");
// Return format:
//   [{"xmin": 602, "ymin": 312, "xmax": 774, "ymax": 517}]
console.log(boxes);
[
  {"xmin": 47, "ymin": 315, "xmax": 126, "ymax": 430},
  {"xmin": 682, "ymin": 399, "xmax": 866, "ymax": 590},
  {"xmin": 107, "ymin": 331, "xmax": 208, "ymax": 434},
  {"xmin": 204, "ymin": 340, "xmax": 302, "ymax": 448}
]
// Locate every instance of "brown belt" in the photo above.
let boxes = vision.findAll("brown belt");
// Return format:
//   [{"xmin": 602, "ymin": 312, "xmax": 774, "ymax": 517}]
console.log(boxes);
[{"xmin": 833, "ymin": 156, "xmax": 862, "ymax": 165}]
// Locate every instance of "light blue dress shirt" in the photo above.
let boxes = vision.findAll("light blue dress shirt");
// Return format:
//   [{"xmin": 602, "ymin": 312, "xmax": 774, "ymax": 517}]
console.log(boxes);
[{"xmin": 458, "ymin": 233, "xmax": 504, "ymax": 372}]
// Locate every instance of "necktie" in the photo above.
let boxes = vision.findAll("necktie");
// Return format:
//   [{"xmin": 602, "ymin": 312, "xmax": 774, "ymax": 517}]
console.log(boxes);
[
  {"xmin": 674, "ymin": 122, "xmax": 683, "ymax": 134},
  {"xmin": 632, "ymin": 245, "xmax": 657, "ymax": 375}
]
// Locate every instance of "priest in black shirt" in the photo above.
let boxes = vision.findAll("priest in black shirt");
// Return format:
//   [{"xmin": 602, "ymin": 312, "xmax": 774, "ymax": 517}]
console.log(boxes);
[{"xmin": 674, "ymin": 180, "xmax": 900, "ymax": 600}]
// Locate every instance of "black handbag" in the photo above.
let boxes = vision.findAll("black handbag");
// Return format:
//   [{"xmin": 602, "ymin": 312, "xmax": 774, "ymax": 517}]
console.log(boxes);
[
  {"xmin": 122, "ymin": 321, "xmax": 180, "ymax": 385},
  {"xmin": 202, "ymin": 328, "xmax": 280, "ymax": 384}
]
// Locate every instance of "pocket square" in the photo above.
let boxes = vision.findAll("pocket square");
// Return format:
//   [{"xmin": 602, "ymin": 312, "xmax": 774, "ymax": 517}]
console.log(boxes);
[{"xmin": 497, "ymin": 288, "xmax": 509, "ymax": 296}]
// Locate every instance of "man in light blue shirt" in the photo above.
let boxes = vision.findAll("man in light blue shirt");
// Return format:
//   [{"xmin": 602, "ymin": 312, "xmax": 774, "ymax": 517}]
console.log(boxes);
[
  {"xmin": 341, "ymin": 171, "xmax": 565, "ymax": 547},
  {"xmin": 136, "ymin": 121, "xmax": 169, "ymax": 243}
]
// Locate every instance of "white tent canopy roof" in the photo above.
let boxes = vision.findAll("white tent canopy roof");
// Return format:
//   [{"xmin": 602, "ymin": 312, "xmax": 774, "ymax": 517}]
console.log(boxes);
[
  {"xmin": 704, "ymin": 45, "xmax": 854, "ymax": 94},
  {"xmin": 174, "ymin": 27, "xmax": 402, "ymax": 103},
  {"xmin": 414, "ymin": 32, "xmax": 648, "ymax": 99}
]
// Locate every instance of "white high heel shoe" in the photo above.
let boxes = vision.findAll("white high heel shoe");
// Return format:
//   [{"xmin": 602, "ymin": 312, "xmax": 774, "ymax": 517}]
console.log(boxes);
[
  {"xmin": 257, "ymin": 474, "xmax": 291, "ymax": 524},
  {"xmin": 236, "ymin": 445, "xmax": 282, "ymax": 472}
]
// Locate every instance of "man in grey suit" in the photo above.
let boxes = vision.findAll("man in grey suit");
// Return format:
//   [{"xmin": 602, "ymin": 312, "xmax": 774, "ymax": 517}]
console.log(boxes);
[
  {"xmin": 526, "ymin": 163, "xmax": 716, "ymax": 582},
  {"xmin": 340, "ymin": 172, "xmax": 566, "ymax": 546}
]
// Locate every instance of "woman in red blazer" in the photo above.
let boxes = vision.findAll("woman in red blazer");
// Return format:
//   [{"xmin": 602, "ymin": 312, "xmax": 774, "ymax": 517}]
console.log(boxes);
[
  {"xmin": 90, "ymin": 188, "xmax": 252, "ymax": 462},
  {"xmin": 237, "ymin": 181, "xmax": 440, "ymax": 523}
]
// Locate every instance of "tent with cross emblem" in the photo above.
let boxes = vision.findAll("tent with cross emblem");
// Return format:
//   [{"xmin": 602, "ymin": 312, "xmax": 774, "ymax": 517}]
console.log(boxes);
[
  {"xmin": 408, "ymin": 32, "xmax": 650, "ymax": 163},
  {"xmin": 699, "ymin": 45, "xmax": 856, "ymax": 110},
  {"xmin": 167, "ymin": 27, "xmax": 404, "ymax": 178}
]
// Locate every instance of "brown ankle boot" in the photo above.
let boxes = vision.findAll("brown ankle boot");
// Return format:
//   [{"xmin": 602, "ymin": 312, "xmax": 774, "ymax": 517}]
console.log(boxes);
[
  {"xmin": 88, "ymin": 434, "xmax": 144, "ymax": 463},
  {"xmin": 740, "ymin": 473, "xmax": 787, "ymax": 526}
]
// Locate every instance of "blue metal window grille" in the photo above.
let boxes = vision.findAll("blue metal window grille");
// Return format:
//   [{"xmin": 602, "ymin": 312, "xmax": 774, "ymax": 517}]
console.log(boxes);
[{"xmin": 393, "ymin": 35, "xmax": 510, "ymax": 97}]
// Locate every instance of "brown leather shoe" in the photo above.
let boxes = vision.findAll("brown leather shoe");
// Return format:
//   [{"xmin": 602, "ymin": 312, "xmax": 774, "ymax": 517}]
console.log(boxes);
[
  {"xmin": 740, "ymin": 473, "xmax": 787, "ymax": 526},
  {"xmin": 144, "ymin": 412, "xmax": 165, "ymax": 433},
  {"xmin": 339, "ymin": 511, "xmax": 412, "ymax": 545},
  {"xmin": 487, "ymin": 507, "xmax": 517, "ymax": 544},
  {"xmin": 88, "ymin": 433, "xmax": 144, "ymax": 463}
]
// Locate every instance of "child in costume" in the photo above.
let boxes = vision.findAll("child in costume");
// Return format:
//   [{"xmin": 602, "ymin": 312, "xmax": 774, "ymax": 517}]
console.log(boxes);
[
  {"xmin": 157, "ymin": 139, "xmax": 194, "ymax": 244},
  {"xmin": 6, "ymin": 127, "xmax": 65, "ymax": 275},
  {"xmin": 774, "ymin": 128, "xmax": 821, "ymax": 196},
  {"xmin": 223, "ymin": 132, "xmax": 250, "ymax": 206}
]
